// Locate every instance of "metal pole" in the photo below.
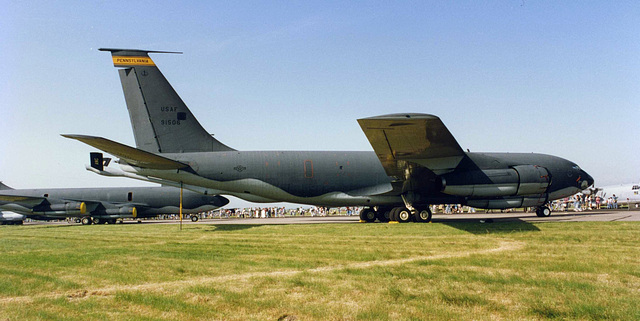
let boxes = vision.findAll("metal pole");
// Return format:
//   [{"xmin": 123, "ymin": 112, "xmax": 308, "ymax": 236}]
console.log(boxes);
[{"xmin": 180, "ymin": 182, "xmax": 183, "ymax": 231}]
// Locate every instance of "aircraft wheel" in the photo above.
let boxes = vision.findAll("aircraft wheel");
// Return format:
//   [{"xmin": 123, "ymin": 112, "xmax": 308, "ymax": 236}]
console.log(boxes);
[
  {"xmin": 414, "ymin": 207, "xmax": 432, "ymax": 223},
  {"xmin": 81, "ymin": 217, "xmax": 92, "ymax": 225},
  {"xmin": 397, "ymin": 208, "xmax": 412, "ymax": 223},
  {"xmin": 376, "ymin": 208, "xmax": 391, "ymax": 222},
  {"xmin": 107, "ymin": 219, "xmax": 117, "ymax": 224},
  {"xmin": 536, "ymin": 206, "xmax": 551, "ymax": 217},
  {"xmin": 359, "ymin": 208, "xmax": 377, "ymax": 223},
  {"xmin": 16, "ymin": 220, "xmax": 24, "ymax": 225},
  {"xmin": 388, "ymin": 207, "xmax": 400, "ymax": 222},
  {"xmin": 191, "ymin": 215, "xmax": 199, "ymax": 222}
]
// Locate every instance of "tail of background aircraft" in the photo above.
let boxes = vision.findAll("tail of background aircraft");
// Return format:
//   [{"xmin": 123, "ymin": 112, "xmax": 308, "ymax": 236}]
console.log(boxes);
[
  {"xmin": 0, "ymin": 182, "xmax": 13, "ymax": 190},
  {"xmin": 99, "ymin": 48, "xmax": 234, "ymax": 154}
]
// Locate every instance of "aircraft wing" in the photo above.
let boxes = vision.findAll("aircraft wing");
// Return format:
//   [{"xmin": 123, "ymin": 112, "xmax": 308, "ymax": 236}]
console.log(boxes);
[
  {"xmin": 0, "ymin": 194, "xmax": 47, "ymax": 206},
  {"xmin": 62, "ymin": 134, "xmax": 189, "ymax": 170},
  {"xmin": 357, "ymin": 114, "xmax": 465, "ymax": 178}
]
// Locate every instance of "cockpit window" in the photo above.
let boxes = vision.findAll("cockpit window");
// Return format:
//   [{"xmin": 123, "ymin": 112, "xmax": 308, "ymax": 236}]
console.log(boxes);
[{"xmin": 572, "ymin": 165, "xmax": 581, "ymax": 170}]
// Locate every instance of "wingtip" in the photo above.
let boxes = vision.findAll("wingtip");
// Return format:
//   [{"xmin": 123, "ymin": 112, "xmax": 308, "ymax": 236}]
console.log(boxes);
[{"xmin": 358, "ymin": 113, "xmax": 439, "ymax": 121}]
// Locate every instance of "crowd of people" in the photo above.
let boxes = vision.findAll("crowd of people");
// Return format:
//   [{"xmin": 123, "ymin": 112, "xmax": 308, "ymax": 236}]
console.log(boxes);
[
  {"xmin": 199, "ymin": 206, "xmax": 362, "ymax": 219},
  {"xmin": 551, "ymin": 193, "xmax": 619, "ymax": 212},
  {"xmin": 154, "ymin": 192, "xmax": 630, "ymax": 221}
]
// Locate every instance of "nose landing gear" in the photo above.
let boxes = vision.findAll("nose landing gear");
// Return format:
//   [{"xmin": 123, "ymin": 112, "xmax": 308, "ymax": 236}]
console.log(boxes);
[{"xmin": 535, "ymin": 206, "xmax": 551, "ymax": 217}]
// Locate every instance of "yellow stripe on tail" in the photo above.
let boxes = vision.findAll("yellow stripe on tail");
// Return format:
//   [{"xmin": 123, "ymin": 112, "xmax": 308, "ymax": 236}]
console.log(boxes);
[{"xmin": 112, "ymin": 56, "xmax": 155, "ymax": 67}]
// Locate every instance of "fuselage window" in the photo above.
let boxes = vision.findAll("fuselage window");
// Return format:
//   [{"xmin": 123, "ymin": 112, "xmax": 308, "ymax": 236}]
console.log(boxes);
[
  {"xmin": 304, "ymin": 160, "xmax": 313, "ymax": 178},
  {"xmin": 128, "ymin": 192, "xmax": 133, "ymax": 202}
]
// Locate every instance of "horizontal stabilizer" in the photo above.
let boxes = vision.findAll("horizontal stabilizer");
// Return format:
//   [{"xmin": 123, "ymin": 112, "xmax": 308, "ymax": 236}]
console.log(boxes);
[
  {"xmin": 62, "ymin": 134, "xmax": 189, "ymax": 170},
  {"xmin": 98, "ymin": 48, "xmax": 182, "ymax": 68}
]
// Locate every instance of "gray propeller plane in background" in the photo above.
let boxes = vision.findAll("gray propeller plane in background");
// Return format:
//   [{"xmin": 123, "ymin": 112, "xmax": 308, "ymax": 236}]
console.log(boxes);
[
  {"xmin": 0, "ymin": 181, "xmax": 228, "ymax": 225},
  {"xmin": 65, "ymin": 48, "xmax": 594, "ymax": 223}
]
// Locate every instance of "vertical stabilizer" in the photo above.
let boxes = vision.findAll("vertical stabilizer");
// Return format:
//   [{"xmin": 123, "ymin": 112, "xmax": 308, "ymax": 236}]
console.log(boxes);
[
  {"xmin": 99, "ymin": 48, "xmax": 234, "ymax": 153},
  {"xmin": 0, "ymin": 182, "xmax": 13, "ymax": 190}
]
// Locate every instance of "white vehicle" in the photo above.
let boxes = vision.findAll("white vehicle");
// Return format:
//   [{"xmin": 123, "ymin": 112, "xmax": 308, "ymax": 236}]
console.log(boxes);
[{"xmin": 0, "ymin": 211, "xmax": 25, "ymax": 225}]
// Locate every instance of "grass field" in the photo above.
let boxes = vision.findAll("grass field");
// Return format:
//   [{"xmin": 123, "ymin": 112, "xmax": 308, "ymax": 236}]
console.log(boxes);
[{"xmin": 0, "ymin": 221, "xmax": 638, "ymax": 320}]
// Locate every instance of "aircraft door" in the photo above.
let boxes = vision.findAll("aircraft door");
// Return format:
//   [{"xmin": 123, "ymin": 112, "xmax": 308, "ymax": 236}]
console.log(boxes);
[{"xmin": 304, "ymin": 160, "xmax": 314, "ymax": 178}]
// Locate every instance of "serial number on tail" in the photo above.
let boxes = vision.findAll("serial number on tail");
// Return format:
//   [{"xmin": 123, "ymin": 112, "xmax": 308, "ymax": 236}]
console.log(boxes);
[{"xmin": 161, "ymin": 120, "xmax": 181, "ymax": 125}]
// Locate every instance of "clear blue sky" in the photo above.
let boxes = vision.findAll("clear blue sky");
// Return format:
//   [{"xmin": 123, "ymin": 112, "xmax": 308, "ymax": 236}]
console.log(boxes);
[{"xmin": 1, "ymin": 1, "xmax": 639, "ymax": 208}]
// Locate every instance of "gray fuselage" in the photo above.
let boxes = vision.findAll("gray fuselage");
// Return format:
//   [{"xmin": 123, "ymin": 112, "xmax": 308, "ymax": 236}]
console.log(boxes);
[{"xmin": 131, "ymin": 150, "xmax": 591, "ymax": 208}]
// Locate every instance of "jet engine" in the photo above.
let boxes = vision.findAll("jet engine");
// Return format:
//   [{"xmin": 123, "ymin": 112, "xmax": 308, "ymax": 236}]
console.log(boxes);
[
  {"xmin": 32, "ymin": 202, "xmax": 87, "ymax": 216},
  {"xmin": 104, "ymin": 206, "xmax": 138, "ymax": 218},
  {"xmin": 441, "ymin": 165, "xmax": 550, "ymax": 197}
]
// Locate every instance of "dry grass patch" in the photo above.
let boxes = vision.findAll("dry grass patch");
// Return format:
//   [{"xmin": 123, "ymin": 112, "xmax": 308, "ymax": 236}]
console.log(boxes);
[{"xmin": 0, "ymin": 221, "xmax": 638, "ymax": 320}]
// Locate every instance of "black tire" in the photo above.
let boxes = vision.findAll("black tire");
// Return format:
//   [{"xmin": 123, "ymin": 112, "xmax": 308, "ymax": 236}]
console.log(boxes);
[
  {"xmin": 536, "ymin": 206, "xmax": 551, "ymax": 217},
  {"xmin": 376, "ymin": 208, "xmax": 391, "ymax": 222},
  {"xmin": 81, "ymin": 217, "xmax": 92, "ymax": 225},
  {"xmin": 414, "ymin": 207, "xmax": 432, "ymax": 223},
  {"xmin": 359, "ymin": 208, "xmax": 377, "ymax": 223},
  {"xmin": 107, "ymin": 219, "xmax": 117, "ymax": 225},
  {"xmin": 191, "ymin": 215, "xmax": 199, "ymax": 222},
  {"xmin": 397, "ymin": 208, "xmax": 412, "ymax": 223},
  {"xmin": 389, "ymin": 207, "xmax": 400, "ymax": 222}
]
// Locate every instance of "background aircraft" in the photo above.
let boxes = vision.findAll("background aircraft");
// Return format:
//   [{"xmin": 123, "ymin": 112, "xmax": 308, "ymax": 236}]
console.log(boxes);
[
  {"xmin": 0, "ymin": 181, "xmax": 228, "ymax": 225},
  {"xmin": 592, "ymin": 183, "xmax": 640, "ymax": 206},
  {"xmin": 65, "ymin": 48, "xmax": 593, "ymax": 223}
]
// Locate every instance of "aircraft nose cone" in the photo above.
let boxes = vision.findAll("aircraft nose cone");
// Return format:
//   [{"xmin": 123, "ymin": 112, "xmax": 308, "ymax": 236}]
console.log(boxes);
[{"xmin": 580, "ymin": 170, "xmax": 594, "ymax": 189}]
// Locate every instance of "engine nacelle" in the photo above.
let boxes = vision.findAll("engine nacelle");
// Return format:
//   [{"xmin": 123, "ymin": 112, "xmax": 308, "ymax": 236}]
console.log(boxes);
[
  {"xmin": 466, "ymin": 195, "xmax": 548, "ymax": 209},
  {"xmin": 104, "ymin": 206, "xmax": 138, "ymax": 218},
  {"xmin": 33, "ymin": 202, "xmax": 87, "ymax": 216},
  {"xmin": 441, "ymin": 165, "xmax": 550, "ymax": 197}
]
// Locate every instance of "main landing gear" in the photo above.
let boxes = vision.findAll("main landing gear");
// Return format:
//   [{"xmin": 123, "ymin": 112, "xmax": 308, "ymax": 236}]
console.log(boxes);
[
  {"xmin": 80, "ymin": 217, "xmax": 119, "ymax": 225},
  {"xmin": 359, "ymin": 206, "xmax": 432, "ymax": 223}
]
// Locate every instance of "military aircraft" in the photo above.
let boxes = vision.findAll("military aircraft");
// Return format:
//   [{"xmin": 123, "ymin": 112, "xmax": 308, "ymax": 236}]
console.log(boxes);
[
  {"xmin": 64, "ymin": 48, "xmax": 594, "ymax": 223},
  {"xmin": 0, "ymin": 181, "xmax": 228, "ymax": 225},
  {"xmin": 592, "ymin": 183, "xmax": 640, "ymax": 206}
]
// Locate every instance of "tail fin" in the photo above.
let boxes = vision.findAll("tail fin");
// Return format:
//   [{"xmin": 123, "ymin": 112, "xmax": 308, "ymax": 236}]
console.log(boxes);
[
  {"xmin": 99, "ymin": 48, "xmax": 234, "ymax": 153},
  {"xmin": 0, "ymin": 182, "xmax": 13, "ymax": 190}
]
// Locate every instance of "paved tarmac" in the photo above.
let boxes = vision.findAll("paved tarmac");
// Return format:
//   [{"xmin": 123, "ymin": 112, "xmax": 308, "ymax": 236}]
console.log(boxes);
[
  {"xmin": 201, "ymin": 209, "xmax": 640, "ymax": 225},
  {"xmin": 18, "ymin": 209, "xmax": 640, "ymax": 226}
]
